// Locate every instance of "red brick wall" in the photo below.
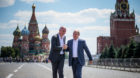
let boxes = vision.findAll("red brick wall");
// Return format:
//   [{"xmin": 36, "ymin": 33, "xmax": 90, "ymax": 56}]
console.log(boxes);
[
  {"xmin": 111, "ymin": 19, "xmax": 136, "ymax": 47},
  {"xmin": 97, "ymin": 36, "xmax": 113, "ymax": 54}
]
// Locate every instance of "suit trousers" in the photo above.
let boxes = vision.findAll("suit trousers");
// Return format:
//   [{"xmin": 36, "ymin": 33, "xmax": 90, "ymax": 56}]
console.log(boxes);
[
  {"xmin": 51, "ymin": 54, "xmax": 65, "ymax": 78},
  {"xmin": 72, "ymin": 58, "xmax": 83, "ymax": 78}
]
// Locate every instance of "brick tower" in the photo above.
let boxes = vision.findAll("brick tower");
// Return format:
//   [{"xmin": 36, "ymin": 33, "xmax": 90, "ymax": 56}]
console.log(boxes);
[
  {"xmin": 97, "ymin": 0, "xmax": 137, "ymax": 54},
  {"xmin": 28, "ymin": 4, "xmax": 40, "ymax": 50},
  {"xmin": 110, "ymin": 0, "xmax": 136, "ymax": 47}
]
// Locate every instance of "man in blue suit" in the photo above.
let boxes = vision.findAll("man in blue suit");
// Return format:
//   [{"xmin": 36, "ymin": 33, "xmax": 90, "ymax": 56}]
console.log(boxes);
[{"xmin": 67, "ymin": 30, "xmax": 93, "ymax": 78}]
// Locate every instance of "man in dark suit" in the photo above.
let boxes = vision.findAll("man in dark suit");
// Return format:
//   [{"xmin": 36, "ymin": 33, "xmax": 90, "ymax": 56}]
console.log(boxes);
[
  {"xmin": 48, "ymin": 26, "xmax": 67, "ymax": 78},
  {"xmin": 67, "ymin": 30, "xmax": 93, "ymax": 78}
]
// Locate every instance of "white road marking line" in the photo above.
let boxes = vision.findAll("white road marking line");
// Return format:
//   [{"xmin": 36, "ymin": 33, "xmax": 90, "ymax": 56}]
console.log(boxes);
[
  {"xmin": 14, "ymin": 64, "xmax": 24, "ymax": 72},
  {"xmin": 5, "ymin": 64, "xmax": 25, "ymax": 78},
  {"xmin": 37, "ymin": 64, "xmax": 67, "ymax": 78},
  {"xmin": 38, "ymin": 64, "xmax": 52, "ymax": 72},
  {"xmin": 14, "ymin": 69, "xmax": 18, "ymax": 73},
  {"xmin": 6, "ymin": 74, "xmax": 14, "ymax": 78},
  {"xmin": 17, "ymin": 64, "xmax": 24, "ymax": 70}
]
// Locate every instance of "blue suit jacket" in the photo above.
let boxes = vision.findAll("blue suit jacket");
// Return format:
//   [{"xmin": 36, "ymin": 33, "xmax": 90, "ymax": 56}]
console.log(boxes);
[{"xmin": 67, "ymin": 39, "xmax": 92, "ymax": 66}]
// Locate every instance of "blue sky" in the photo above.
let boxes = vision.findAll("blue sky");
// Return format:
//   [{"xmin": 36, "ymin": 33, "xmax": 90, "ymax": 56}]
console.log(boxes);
[{"xmin": 0, "ymin": 0, "xmax": 140, "ymax": 54}]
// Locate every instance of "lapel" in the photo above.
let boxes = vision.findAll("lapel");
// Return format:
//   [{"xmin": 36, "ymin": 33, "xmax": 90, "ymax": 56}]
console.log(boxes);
[
  {"xmin": 71, "ymin": 39, "xmax": 73, "ymax": 55},
  {"xmin": 57, "ymin": 34, "xmax": 66, "ymax": 46},
  {"xmin": 63, "ymin": 36, "xmax": 66, "ymax": 44},
  {"xmin": 77, "ymin": 39, "xmax": 80, "ymax": 55},
  {"xmin": 57, "ymin": 34, "xmax": 60, "ymax": 46}
]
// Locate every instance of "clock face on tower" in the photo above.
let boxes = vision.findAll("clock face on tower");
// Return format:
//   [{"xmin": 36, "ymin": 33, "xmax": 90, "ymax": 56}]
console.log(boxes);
[{"xmin": 120, "ymin": 2, "xmax": 128, "ymax": 11}]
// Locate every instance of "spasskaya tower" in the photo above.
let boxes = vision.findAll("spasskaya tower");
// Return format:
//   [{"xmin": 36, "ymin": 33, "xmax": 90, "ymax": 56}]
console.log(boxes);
[{"xmin": 97, "ymin": 0, "xmax": 139, "ymax": 54}]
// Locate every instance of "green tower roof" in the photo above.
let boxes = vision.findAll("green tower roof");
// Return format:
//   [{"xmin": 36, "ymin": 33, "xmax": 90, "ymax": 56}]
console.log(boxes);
[{"xmin": 13, "ymin": 25, "xmax": 21, "ymax": 36}]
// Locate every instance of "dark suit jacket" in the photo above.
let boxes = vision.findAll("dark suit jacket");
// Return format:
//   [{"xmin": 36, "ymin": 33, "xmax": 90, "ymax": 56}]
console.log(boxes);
[
  {"xmin": 48, "ymin": 34, "xmax": 66, "ymax": 62},
  {"xmin": 67, "ymin": 39, "xmax": 92, "ymax": 66}
]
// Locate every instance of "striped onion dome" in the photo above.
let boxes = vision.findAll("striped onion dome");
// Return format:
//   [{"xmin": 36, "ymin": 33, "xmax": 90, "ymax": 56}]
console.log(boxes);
[
  {"xmin": 21, "ymin": 26, "xmax": 30, "ymax": 36},
  {"xmin": 42, "ymin": 25, "xmax": 49, "ymax": 34},
  {"xmin": 13, "ymin": 25, "xmax": 21, "ymax": 36}
]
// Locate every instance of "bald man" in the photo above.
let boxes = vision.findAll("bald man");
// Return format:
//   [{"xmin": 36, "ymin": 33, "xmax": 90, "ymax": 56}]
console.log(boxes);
[{"xmin": 48, "ymin": 26, "xmax": 67, "ymax": 78}]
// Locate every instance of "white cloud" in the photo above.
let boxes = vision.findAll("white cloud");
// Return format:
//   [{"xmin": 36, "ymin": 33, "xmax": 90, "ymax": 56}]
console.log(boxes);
[
  {"xmin": 83, "ymin": 37, "xmax": 97, "ymax": 55},
  {"xmin": 14, "ymin": 11, "xmax": 31, "ymax": 21},
  {"xmin": 135, "ymin": 14, "xmax": 140, "ymax": 30},
  {"xmin": 136, "ymin": 14, "xmax": 140, "ymax": 23},
  {"xmin": 20, "ymin": 0, "xmax": 55, "ymax": 3},
  {"xmin": 0, "ymin": 0, "xmax": 15, "ymax": 7},
  {"xmin": 0, "ymin": 20, "xmax": 25, "ymax": 29},
  {"xmin": 78, "ymin": 26, "xmax": 109, "ymax": 32},
  {"xmin": 79, "ymin": 8, "xmax": 114, "ymax": 18},
  {"xmin": 0, "ymin": 34, "xmax": 13, "ymax": 47},
  {"xmin": 14, "ymin": 8, "xmax": 114, "ymax": 24},
  {"xmin": 0, "ymin": 34, "xmax": 13, "ymax": 40}
]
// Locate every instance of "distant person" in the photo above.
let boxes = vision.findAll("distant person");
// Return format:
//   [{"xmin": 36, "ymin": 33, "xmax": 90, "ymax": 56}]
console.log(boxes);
[
  {"xmin": 48, "ymin": 26, "xmax": 67, "ymax": 78},
  {"xmin": 46, "ymin": 58, "xmax": 48, "ymax": 63},
  {"xmin": 67, "ymin": 30, "xmax": 93, "ymax": 78}
]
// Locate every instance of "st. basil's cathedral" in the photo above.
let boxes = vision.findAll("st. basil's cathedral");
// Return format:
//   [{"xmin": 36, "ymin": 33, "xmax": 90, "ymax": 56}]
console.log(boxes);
[{"xmin": 12, "ymin": 4, "xmax": 50, "ymax": 61}]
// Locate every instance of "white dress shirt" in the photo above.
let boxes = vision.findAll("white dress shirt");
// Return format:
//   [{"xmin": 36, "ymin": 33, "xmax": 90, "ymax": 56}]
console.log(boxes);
[
  {"xmin": 72, "ymin": 39, "xmax": 78, "ymax": 57},
  {"xmin": 59, "ymin": 34, "xmax": 65, "ymax": 54}
]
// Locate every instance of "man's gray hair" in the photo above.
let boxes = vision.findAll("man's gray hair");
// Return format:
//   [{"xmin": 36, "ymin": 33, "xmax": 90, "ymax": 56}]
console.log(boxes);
[{"xmin": 73, "ymin": 30, "xmax": 80, "ymax": 35}]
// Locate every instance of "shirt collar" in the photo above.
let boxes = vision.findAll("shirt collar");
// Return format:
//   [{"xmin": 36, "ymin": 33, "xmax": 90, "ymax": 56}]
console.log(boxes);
[
  {"xmin": 73, "ymin": 38, "xmax": 79, "ymax": 42},
  {"xmin": 58, "ymin": 34, "xmax": 64, "ymax": 39}
]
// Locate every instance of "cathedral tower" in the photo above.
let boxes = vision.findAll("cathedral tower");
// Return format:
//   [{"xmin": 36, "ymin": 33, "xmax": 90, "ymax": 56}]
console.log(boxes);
[
  {"xmin": 41, "ymin": 25, "xmax": 50, "ymax": 53},
  {"xmin": 34, "ymin": 35, "xmax": 41, "ymax": 54},
  {"xmin": 28, "ymin": 4, "xmax": 40, "ymax": 50},
  {"xmin": 21, "ymin": 26, "xmax": 30, "ymax": 55},
  {"xmin": 13, "ymin": 25, "xmax": 21, "ymax": 48},
  {"xmin": 12, "ymin": 4, "xmax": 51, "ymax": 61}
]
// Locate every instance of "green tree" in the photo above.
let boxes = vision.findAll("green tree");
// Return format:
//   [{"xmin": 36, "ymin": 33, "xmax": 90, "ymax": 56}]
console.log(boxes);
[
  {"xmin": 11, "ymin": 48, "xmax": 15, "ymax": 58},
  {"xmin": 117, "ymin": 47, "xmax": 122, "ymax": 58},
  {"xmin": 1, "ymin": 46, "xmax": 8, "ymax": 57},
  {"xmin": 1, "ymin": 46, "xmax": 18, "ymax": 58},
  {"xmin": 7, "ymin": 47, "xmax": 12, "ymax": 57},
  {"xmin": 115, "ymin": 47, "xmax": 119, "ymax": 58},
  {"xmin": 108, "ymin": 44, "xmax": 116, "ymax": 58},
  {"xmin": 100, "ymin": 46, "xmax": 109, "ymax": 58},
  {"xmin": 134, "ymin": 42, "xmax": 140, "ymax": 58},
  {"xmin": 14, "ymin": 48, "xmax": 20, "ymax": 57},
  {"xmin": 100, "ymin": 52, "xmax": 104, "ymax": 58},
  {"xmin": 121, "ymin": 45, "xmax": 128, "ymax": 58},
  {"xmin": 116, "ymin": 46, "xmax": 126, "ymax": 58},
  {"xmin": 125, "ymin": 40, "xmax": 136, "ymax": 58}
]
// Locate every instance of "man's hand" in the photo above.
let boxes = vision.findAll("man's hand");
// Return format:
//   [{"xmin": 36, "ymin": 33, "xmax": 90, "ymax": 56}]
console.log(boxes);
[
  {"xmin": 48, "ymin": 59, "xmax": 51, "ymax": 63},
  {"xmin": 89, "ymin": 60, "xmax": 93, "ymax": 65},
  {"xmin": 63, "ymin": 44, "xmax": 68, "ymax": 50}
]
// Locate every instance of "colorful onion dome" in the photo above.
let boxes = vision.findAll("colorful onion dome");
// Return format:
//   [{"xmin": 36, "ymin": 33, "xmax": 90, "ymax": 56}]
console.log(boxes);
[
  {"xmin": 42, "ymin": 25, "xmax": 49, "ymax": 34},
  {"xmin": 34, "ymin": 35, "xmax": 42, "ymax": 41},
  {"xmin": 21, "ymin": 26, "xmax": 30, "ymax": 36},
  {"xmin": 13, "ymin": 25, "xmax": 21, "ymax": 36}
]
